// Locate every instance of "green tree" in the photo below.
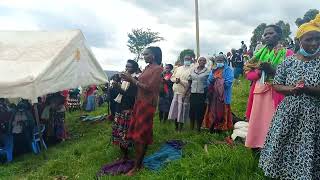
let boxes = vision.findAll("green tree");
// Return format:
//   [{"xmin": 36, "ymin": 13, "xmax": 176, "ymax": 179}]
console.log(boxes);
[
  {"xmin": 249, "ymin": 23, "xmax": 267, "ymax": 51},
  {"xmin": 127, "ymin": 28, "xmax": 164, "ymax": 61},
  {"xmin": 295, "ymin": 9, "xmax": 319, "ymax": 27},
  {"xmin": 175, "ymin": 49, "xmax": 195, "ymax": 66},
  {"xmin": 275, "ymin": 20, "xmax": 292, "ymax": 46}
]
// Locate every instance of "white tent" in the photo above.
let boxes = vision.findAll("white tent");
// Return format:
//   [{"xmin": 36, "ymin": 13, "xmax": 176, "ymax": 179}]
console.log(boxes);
[{"xmin": 0, "ymin": 30, "xmax": 108, "ymax": 102}]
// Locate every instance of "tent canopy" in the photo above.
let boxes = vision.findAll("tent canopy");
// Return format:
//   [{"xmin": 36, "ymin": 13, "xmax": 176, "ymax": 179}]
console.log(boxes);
[{"xmin": 0, "ymin": 30, "xmax": 108, "ymax": 102}]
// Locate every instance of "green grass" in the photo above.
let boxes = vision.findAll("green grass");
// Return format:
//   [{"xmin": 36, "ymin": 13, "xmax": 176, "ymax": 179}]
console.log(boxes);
[{"xmin": 0, "ymin": 78, "xmax": 266, "ymax": 180}]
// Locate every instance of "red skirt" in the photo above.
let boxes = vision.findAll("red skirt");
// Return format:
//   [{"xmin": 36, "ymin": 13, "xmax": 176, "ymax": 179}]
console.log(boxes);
[
  {"xmin": 127, "ymin": 100, "xmax": 156, "ymax": 145},
  {"xmin": 203, "ymin": 104, "xmax": 233, "ymax": 131}
]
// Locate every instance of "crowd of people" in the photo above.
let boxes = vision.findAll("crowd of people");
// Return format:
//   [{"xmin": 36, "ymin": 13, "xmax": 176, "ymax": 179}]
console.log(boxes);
[
  {"xmin": 0, "ymin": 84, "xmax": 108, "ymax": 159},
  {"xmin": 107, "ymin": 14, "xmax": 320, "ymax": 179},
  {"xmin": 0, "ymin": 13, "xmax": 319, "ymax": 179}
]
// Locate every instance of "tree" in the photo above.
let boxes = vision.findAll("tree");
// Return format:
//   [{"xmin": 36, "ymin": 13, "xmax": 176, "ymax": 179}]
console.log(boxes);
[
  {"xmin": 249, "ymin": 23, "xmax": 267, "ymax": 51},
  {"xmin": 175, "ymin": 49, "xmax": 195, "ymax": 66},
  {"xmin": 127, "ymin": 28, "xmax": 164, "ymax": 61},
  {"xmin": 249, "ymin": 20, "xmax": 292, "ymax": 50},
  {"xmin": 295, "ymin": 9, "xmax": 319, "ymax": 27},
  {"xmin": 275, "ymin": 20, "xmax": 292, "ymax": 46}
]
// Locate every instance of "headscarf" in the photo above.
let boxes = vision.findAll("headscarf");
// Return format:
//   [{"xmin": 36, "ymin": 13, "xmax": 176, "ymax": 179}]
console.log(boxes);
[{"xmin": 296, "ymin": 13, "xmax": 320, "ymax": 39}]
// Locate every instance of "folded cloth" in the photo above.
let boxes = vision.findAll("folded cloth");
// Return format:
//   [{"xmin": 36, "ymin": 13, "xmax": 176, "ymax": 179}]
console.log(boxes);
[
  {"xmin": 231, "ymin": 121, "xmax": 249, "ymax": 140},
  {"xmin": 96, "ymin": 159, "xmax": 134, "ymax": 176},
  {"xmin": 166, "ymin": 140, "xmax": 185, "ymax": 150},
  {"xmin": 143, "ymin": 140, "xmax": 184, "ymax": 171},
  {"xmin": 233, "ymin": 121, "xmax": 249, "ymax": 129},
  {"xmin": 81, "ymin": 114, "xmax": 107, "ymax": 122}
]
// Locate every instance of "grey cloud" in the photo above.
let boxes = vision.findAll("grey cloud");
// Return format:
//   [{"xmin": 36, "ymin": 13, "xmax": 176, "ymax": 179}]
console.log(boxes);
[
  {"xmin": 125, "ymin": 0, "xmax": 317, "ymax": 56},
  {"xmin": 126, "ymin": 0, "xmax": 316, "ymax": 31},
  {"xmin": 0, "ymin": 5, "xmax": 114, "ymax": 48},
  {"xmin": 31, "ymin": 10, "xmax": 114, "ymax": 48},
  {"xmin": 174, "ymin": 31, "xmax": 225, "ymax": 56}
]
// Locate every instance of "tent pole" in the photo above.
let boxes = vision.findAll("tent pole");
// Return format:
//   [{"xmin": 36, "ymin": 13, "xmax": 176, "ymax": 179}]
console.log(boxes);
[{"xmin": 33, "ymin": 103, "xmax": 47, "ymax": 159}]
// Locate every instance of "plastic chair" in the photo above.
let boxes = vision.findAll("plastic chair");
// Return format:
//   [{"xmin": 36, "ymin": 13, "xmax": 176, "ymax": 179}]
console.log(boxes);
[
  {"xmin": 32, "ymin": 124, "xmax": 47, "ymax": 154},
  {"xmin": 0, "ymin": 134, "xmax": 14, "ymax": 162}
]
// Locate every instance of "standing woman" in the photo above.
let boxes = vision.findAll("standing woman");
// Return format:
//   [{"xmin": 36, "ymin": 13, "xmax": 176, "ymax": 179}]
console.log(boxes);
[
  {"xmin": 84, "ymin": 85, "xmax": 97, "ymax": 112},
  {"xmin": 259, "ymin": 14, "xmax": 320, "ymax": 179},
  {"xmin": 121, "ymin": 46, "xmax": 162, "ymax": 175},
  {"xmin": 203, "ymin": 55, "xmax": 234, "ymax": 132},
  {"xmin": 111, "ymin": 60, "xmax": 139, "ymax": 160},
  {"xmin": 245, "ymin": 25, "xmax": 294, "ymax": 149},
  {"xmin": 187, "ymin": 57, "xmax": 210, "ymax": 131},
  {"xmin": 168, "ymin": 55, "xmax": 194, "ymax": 132},
  {"xmin": 158, "ymin": 64, "xmax": 174, "ymax": 123}
]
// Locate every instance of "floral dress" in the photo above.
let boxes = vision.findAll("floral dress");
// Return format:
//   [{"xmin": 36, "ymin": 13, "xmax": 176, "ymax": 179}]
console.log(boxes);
[{"xmin": 259, "ymin": 56, "xmax": 320, "ymax": 179}]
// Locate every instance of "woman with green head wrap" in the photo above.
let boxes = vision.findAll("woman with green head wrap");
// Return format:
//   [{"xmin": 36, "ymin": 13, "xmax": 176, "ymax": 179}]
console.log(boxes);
[{"xmin": 245, "ymin": 25, "xmax": 294, "ymax": 150}]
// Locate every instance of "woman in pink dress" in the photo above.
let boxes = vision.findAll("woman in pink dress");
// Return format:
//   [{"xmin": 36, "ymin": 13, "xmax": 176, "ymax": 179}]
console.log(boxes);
[{"xmin": 244, "ymin": 25, "xmax": 293, "ymax": 150}]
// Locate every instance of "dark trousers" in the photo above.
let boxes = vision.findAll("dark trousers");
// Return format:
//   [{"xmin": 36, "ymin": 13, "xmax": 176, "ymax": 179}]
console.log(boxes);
[
  {"xmin": 189, "ymin": 93, "xmax": 206, "ymax": 131},
  {"xmin": 159, "ymin": 111, "xmax": 168, "ymax": 122}
]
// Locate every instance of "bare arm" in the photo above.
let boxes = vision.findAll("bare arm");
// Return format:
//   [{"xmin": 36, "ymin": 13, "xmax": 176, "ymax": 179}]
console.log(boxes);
[
  {"xmin": 122, "ymin": 68, "xmax": 162, "ymax": 92},
  {"xmin": 304, "ymin": 86, "xmax": 320, "ymax": 97},
  {"xmin": 273, "ymin": 84, "xmax": 302, "ymax": 96}
]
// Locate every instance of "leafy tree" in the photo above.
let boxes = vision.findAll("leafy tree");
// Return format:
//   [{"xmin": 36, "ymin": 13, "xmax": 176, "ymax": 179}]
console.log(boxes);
[
  {"xmin": 295, "ymin": 9, "xmax": 319, "ymax": 27},
  {"xmin": 249, "ymin": 23, "xmax": 267, "ymax": 50},
  {"xmin": 275, "ymin": 20, "xmax": 292, "ymax": 46},
  {"xmin": 127, "ymin": 28, "xmax": 164, "ymax": 61},
  {"xmin": 175, "ymin": 49, "xmax": 195, "ymax": 66}
]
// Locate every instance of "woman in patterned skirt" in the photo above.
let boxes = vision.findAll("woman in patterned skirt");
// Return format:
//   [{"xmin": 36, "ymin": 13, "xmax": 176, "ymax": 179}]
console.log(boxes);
[
  {"xmin": 111, "ymin": 60, "xmax": 139, "ymax": 160},
  {"xmin": 259, "ymin": 14, "xmax": 320, "ymax": 179},
  {"xmin": 51, "ymin": 94, "xmax": 69, "ymax": 141},
  {"xmin": 121, "ymin": 46, "xmax": 162, "ymax": 176},
  {"xmin": 203, "ymin": 55, "xmax": 234, "ymax": 132}
]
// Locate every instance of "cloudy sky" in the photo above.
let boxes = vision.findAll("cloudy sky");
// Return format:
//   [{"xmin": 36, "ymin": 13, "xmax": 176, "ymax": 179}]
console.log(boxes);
[{"xmin": 0, "ymin": 0, "xmax": 317, "ymax": 71}]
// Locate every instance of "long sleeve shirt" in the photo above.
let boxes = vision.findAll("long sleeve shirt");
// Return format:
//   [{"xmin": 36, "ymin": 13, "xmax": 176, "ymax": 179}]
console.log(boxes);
[{"xmin": 170, "ymin": 65, "xmax": 193, "ymax": 95}]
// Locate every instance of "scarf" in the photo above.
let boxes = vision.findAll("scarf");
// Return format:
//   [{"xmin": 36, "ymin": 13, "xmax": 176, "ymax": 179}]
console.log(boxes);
[
  {"xmin": 114, "ymin": 73, "xmax": 140, "ymax": 103},
  {"xmin": 253, "ymin": 45, "xmax": 287, "ymax": 67}
]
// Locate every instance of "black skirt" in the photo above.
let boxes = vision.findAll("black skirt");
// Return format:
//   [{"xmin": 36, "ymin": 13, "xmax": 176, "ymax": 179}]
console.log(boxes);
[{"xmin": 189, "ymin": 93, "xmax": 206, "ymax": 121}]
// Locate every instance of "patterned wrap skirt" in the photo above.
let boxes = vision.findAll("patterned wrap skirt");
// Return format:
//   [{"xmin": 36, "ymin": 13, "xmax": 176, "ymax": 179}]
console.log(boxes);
[
  {"xmin": 127, "ymin": 100, "xmax": 156, "ymax": 145},
  {"xmin": 111, "ymin": 111, "xmax": 132, "ymax": 148},
  {"xmin": 203, "ymin": 104, "xmax": 233, "ymax": 131}
]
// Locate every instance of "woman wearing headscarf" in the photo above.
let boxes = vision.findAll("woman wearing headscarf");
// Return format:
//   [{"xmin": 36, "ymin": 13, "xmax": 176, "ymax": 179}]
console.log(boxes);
[
  {"xmin": 203, "ymin": 55, "xmax": 234, "ymax": 132},
  {"xmin": 120, "ymin": 46, "xmax": 162, "ymax": 176},
  {"xmin": 259, "ymin": 14, "xmax": 320, "ymax": 179},
  {"xmin": 186, "ymin": 57, "xmax": 210, "ymax": 132},
  {"xmin": 245, "ymin": 25, "xmax": 294, "ymax": 149},
  {"xmin": 111, "ymin": 60, "xmax": 139, "ymax": 160},
  {"xmin": 168, "ymin": 54, "xmax": 194, "ymax": 132}
]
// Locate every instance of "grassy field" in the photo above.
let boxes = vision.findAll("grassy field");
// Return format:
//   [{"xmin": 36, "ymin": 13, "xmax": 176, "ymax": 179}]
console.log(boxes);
[{"xmin": 0, "ymin": 78, "xmax": 266, "ymax": 180}]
